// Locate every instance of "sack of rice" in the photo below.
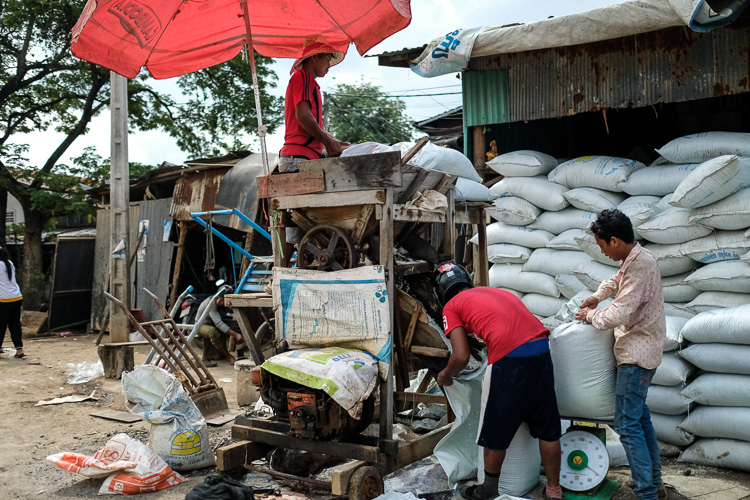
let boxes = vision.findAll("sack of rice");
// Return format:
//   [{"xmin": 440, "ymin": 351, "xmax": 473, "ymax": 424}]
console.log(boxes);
[
  {"xmin": 471, "ymin": 221, "xmax": 554, "ymax": 248},
  {"xmin": 576, "ymin": 233, "xmax": 619, "ymax": 267},
  {"xmin": 684, "ymin": 261, "xmax": 750, "ymax": 293},
  {"xmin": 656, "ymin": 131, "xmax": 750, "ymax": 163},
  {"xmin": 680, "ymin": 230, "xmax": 750, "ymax": 264},
  {"xmin": 487, "ymin": 197, "xmax": 541, "ymax": 226},
  {"xmin": 563, "ymin": 187, "xmax": 626, "ymax": 213},
  {"xmin": 661, "ymin": 273, "xmax": 701, "ymax": 303},
  {"xmin": 547, "ymin": 229, "xmax": 587, "ymax": 250},
  {"xmin": 455, "ymin": 178, "xmax": 494, "ymax": 202},
  {"xmin": 487, "ymin": 243, "xmax": 533, "ymax": 264},
  {"xmin": 679, "ymin": 343, "xmax": 750, "ymax": 375},
  {"xmin": 681, "ymin": 374, "xmax": 750, "ymax": 407},
  {"xmin": 636, "ymin": 207, "xmax": 712, "ymax": 245},
  {"xmin": 663, "ymin": 315, "xmax": 688, "ymax": 351},
  {"xmin": 686, "ymin": 291, "xmax": 750, "ymax": 313},
  {"xmin": 497, "ymin": 288, "xmax": 525, "ymax": 299},
  {"xmin": 620, "ymin": 164, "xmax": 700, "ymax": 196},
  {"xmin": 688, "ymin": 189, "xmax": 750, "ymax": 230},
  {"xmin": 550, "ymin": 322, "xmax": 616, "ymax": 420},
  {"xmin": 571, "ymin": 261, "xmax": 618, "ymax": 290},
  {"xmin": 679, "ymin": 439, "xmax": 750, "ymax": 472},
  {"xmin": 669, "ymin": 155, "xmax": 747, "ymax": 208},
  {"xmin": 489, "ymin": 176, "xmax": 569, "ymax": 212},
  {"xmin": 617, "ymin": 196, "xmax": 662, "ymax": 239},
  {"xmin": 651, "ymin": 413, "xmax": 695, "ymax": 447},
  {"xmin": 679, "ymin": 406, "xmax": 750, "ymax": 442},
  {"xmin": 555, "ymin": 274, "xmax": 589, "ymax": 299},
  {"xmin": 549, "ymin": 156, "xmax": 645, "ymax": 192},
  {"xmin": 392, "ymin": 141, "xmax": 482, "ymax": 182},
  {"xmin": 644, "ymin": 243, "xmax": 698, "ymax": 277},
  {"xmin": 522, "ymin": 293, "xmax": 568, "ymax": 317},
  {"xmin": 652, "ymin": 352, "xmax": 696, "ymax": 386},
  {"xmin": 487, "ymin": 150, "xmax": 557, "ymax": 177},
  {"xmin": 680, "ymin": 304, "xmax": 750, "ymax": 344},
  {"xmin": 523, "ymin": 249, "xmax": 592, "ymax": 277},
  {"xmin": 528, "ymin": 208, "xmax": 597, "ymax": 235},
  {"xmin": 664, "ymin": 303, "xmax": 696, "ymax": 319},
  {"xmin": 646, "ymin": 385, "xmax": 694, "ymax": 416},
  {"xmin": 489, "ymin": 264, "xmax": 560, "ymax": 297}
]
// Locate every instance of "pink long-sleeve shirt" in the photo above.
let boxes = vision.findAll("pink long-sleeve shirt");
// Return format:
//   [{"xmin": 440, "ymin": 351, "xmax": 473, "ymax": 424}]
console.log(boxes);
[{"xmin": 586, "ymin": 243, "xmax": 666, "ymax": 369}]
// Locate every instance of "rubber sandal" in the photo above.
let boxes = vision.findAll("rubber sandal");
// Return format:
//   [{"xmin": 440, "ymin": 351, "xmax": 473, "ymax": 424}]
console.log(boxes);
[{"xmin": 14, "ymin": 352, "xmax": 25, "ymax": 358}]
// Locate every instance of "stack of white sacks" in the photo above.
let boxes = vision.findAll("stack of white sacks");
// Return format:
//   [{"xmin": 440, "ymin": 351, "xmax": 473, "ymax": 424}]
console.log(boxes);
[{"xmin": 475, "ymin": 132, "xmax": 750, "ymax": 472}]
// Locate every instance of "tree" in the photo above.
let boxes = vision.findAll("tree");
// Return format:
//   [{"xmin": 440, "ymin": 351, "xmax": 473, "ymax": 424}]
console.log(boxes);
[
  {"xmin": 0, "ymin": 0, "xmax": 283, "ymax": 309},
  {"xmin": 325, "ymin": 80, "xmax": 415, "ymax": 144}
]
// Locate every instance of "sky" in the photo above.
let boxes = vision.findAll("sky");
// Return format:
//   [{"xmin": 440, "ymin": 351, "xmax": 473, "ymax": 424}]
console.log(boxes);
[{"xmin": 22, "ymin": 0, "xmax": 628, "ymax": 169}]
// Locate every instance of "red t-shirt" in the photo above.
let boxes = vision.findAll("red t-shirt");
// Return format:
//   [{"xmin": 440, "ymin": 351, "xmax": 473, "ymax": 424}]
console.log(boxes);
[
  {"xmin": 442, "ymin": 287, "xmax": 549, "ymax": 365},
  {"xmin": 280, "ymin": 69, "xmax": 324, "ymax": 159}
]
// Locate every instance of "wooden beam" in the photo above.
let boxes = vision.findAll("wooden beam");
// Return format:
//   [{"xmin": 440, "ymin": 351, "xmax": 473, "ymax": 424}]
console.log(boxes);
[
  {"xmin": 395, "ymin": 424, "xmax": 452, "ymax": 470},
  {"xmin": 393, "ymin": 392, "xmax": 448, "ymax": 405},
  {"xmin": 256, "ymin": 171, "xmax": 325, "ymax": 198},
  {"xmin": 472, "ymin": 125, "xmax": 486, "ymax": 174},
  {"xmin": 410, "ymin": 345, "xmax": 450, "ymax": 358},
  {"xmin": 271, "ymin": 189, "xmax": 385, "ymax": 210},
  {"xmin": 225, "ymin": 293, "xmax": 274, "ymax": 309},
  {"xmin": 379, "ymin": 187, "xmax": 395, "ymax": 467},
  {"xmin": 393, "ymin": 204, "xmax": 446, "ymax": 223},
  {"xmin": 234, "ymin": 307, "xmax": 264, "ymax": 365},
  {"xmin": 216, "ymin": 440, "xmax": 272, "ymax": 472},
  {"xmin": 475, "ymin": 220, "xmax": 489, "ymax": 287},
  {"xmin": 299, "ymin": 151, "xmax": 402, "ymax": 191},
  {"xmin": 168, "ymin": 221, "xmax": 187, "ymax": 310},
  {"xmin": 401, "ymin": 137, "xmax": 429, "ymax": 166},
  {"xmin": 331, "ymin": 460, "xmax": 366, "ymax": 496}
]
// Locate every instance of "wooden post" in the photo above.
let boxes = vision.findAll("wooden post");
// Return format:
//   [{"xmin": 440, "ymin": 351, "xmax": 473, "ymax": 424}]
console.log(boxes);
[
  {"xmin": 472, "ymin": 125, "xmax": 485, "ymax": 177},
  {"xmin": 168, "ymin": 221, "xmax": 187, "ymax": 309},
  {"xmin": 379, "ymin": 188, "xmax": 395, "ymax": 467},
  {"xmin": 476, "ymin": 217, "xmax": 489, "ymax": 287},
  {"xmin": 442, "ymin": 189, "xmax": 456, "ymax": 256}
]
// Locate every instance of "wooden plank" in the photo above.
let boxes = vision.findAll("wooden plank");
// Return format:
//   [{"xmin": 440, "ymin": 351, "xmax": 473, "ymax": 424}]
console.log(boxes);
[
  {"xmin": 225, "ymin": 293, "xmax": 274, "ymax": 308},
  {"xmin": 235, "ymin": 307, "xmax": 264, "ymax": 365},
  {"xmin": 442, "ymin": 189, "xmax": 456, "ymax": 255},
  {"xmin": 216, "ymin": 440, "xmax": 272, "ymax": 472},
  {"xmin": 89, "ymin": 410, "xmax": 142, "ymax": 423},
  {"xmin": 401, "ymin": 137, "xmax": 429, "ymax": 166},
  {"xmin": 456, "ymin": 202, "xmax": 490, "ymax": 225},
  {"xmin": 472, "ymin": 125, "xmax": 486, "ymax": 173},
  {"xmin": 400, "ymin": 164, "xmax": 455, "ymax": 198},
  {"xmin": 331, "ymin": 460, "xmax": 366, "ymax": 496},
  {"xmin": 410, "ymin": 345, "xmax": 450, "ymax": 358},
  {"xmin": 205, "ymin": 409, "xmax": 240, "ymax": 426},
  {"xmin": 393, "ymin": 392, "xmax": 448, "ymax": 405},
  {"xmin": 271, "ymin": 190, "xmax": 385, "ymax": 210},
  {"xmin": 256, "ymin": 171, "xmax": 325, "ymax": 198},
  {"xmin": 351, "ymin": 204, "xmax": 375, "ymax": 246},
  {"xmin": 168, "ymin": 221, "xmax": 187, "ymax": 310},
  {"xmin": 396, "ymin": 168, "xmax": 430, "ymax": 204},
  {"xmin": 394, "ymin": 424, "xmax": 452, "ymax": 470},
  {"xmin": 393, "ymin": 204, "xmax": 446, "ymax": 223},
  {"xmin": 403, "ymin": 303, "xmax": 421, "ymax": 352},
  {"xmin": 476, "ymin": 220, "xmax": 489, "ymax": 287},
  {"xmin": 299, "ymin": 151, "xmax": 402, "ymax": 191},
  {"xmin": 379, "ymin": 187, "xmax": 395, "ymax": 470},
  {"xmin": 231, "ymin": 425, "xmax": 382, "ymax": 463}
]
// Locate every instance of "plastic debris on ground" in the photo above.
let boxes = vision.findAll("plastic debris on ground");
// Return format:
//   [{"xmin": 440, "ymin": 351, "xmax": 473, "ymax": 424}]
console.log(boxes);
[
  {"xmin": 46, "ymin": 433, "xmax": 183, "ymax": 495},
  {"xmin": 384, "ymin": 456, "xmax": 450, "ymax": 494},
  {"xmin": 66, "ymin": 360, "xmax": 105, "ymax": 384}
]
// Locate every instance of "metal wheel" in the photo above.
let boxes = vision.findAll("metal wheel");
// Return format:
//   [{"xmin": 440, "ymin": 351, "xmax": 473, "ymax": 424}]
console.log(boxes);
[
  {"xmin": 254, "ymin": 320, "xmax": 276, "ymax": 360},
  {"xmin": 348, "ymin": 465, "xmax": 383, "ymax": 500},
  {"xmin": 298, "ymin": 224, "xmax": 356, "ymax": 271}
]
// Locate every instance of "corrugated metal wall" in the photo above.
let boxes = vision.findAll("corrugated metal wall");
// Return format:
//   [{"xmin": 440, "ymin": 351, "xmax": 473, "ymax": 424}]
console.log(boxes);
[
  {"xmin": 48, "ymin": 238, "xmax": 96, "ymax": 330},
  {"xmin": 462, "ymin": 70, "xmax": 510, "ymax": 127},
  {"xmin": 465, "ymin": 18, "xmax": 750, "ymax": 123},
  {"xmin": 170, "ymin": 169, "xmax": 227, "ymax": 221},
  {"xmin": 133, "ymin": 198, "xmax": 174, "ymax": 321}
]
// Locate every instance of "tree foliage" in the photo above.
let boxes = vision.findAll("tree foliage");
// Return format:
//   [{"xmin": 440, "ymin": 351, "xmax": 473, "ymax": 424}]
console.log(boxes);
[
  {"xmin": 0, "ymin": 0, "xmax": 283, "ymax": 307},
  {"xmin": 326, "ymin": 81, "xmax": 415, "ymax": 144}
]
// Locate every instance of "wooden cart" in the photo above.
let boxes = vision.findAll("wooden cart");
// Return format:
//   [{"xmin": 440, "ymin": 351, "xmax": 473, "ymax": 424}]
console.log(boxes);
[{"xmin": 218, "ymin": 149, "xmax": 489, "ymax": 498}]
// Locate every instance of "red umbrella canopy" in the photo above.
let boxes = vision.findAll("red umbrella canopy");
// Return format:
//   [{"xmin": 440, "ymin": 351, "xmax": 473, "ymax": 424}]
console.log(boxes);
[{"xmin": 71, "ymin": 0, "xmax": 412, "ymax": 79}]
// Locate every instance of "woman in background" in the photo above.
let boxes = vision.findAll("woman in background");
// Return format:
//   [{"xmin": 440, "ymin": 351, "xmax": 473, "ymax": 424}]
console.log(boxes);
[{"xmin": 0, "ymin": 245, "xmax": 23, "ymax": 358}]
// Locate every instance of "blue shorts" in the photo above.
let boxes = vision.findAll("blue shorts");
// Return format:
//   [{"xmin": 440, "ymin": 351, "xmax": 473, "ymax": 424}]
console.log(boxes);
[{"xmin": 477, "ymin": 348, "xmax": 561, "ymax": 450}]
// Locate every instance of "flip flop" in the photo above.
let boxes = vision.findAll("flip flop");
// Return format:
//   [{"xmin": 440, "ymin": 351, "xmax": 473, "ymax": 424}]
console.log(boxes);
[{"xmin": 14, "ymin": 352, "xmax": 25, "ymax": 358}]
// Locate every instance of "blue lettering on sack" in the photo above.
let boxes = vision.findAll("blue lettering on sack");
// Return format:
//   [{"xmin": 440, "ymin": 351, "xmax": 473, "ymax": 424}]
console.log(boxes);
[{"xmin": 432, "ymin": 30, "xmax": 461, "ymax": 59}]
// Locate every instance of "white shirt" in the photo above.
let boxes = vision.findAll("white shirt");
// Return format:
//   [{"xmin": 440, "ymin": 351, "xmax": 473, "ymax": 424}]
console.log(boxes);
[{"xmin": 0, "ymin": 261, "xmax": 22, "ymax": 302}]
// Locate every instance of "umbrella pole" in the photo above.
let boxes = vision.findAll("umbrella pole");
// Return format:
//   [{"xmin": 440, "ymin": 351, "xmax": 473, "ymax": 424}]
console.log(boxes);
[{"xmin": 240, "ymin": 0, "xmax": 271, "ymax": 176}]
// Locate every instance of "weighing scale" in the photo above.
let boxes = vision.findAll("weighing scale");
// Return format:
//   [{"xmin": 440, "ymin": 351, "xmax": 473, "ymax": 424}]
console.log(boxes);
[{"xmin": 559, "ymin": 424, "xmax": 620, "ymax": 500}]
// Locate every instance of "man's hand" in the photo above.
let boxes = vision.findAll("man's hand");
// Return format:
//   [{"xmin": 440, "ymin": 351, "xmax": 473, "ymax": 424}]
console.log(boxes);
[
  {"xmin": 575, "ymin": 308, "xmax": 590, "ymax": 322},
  {"xmin": 326, "ymin": 139, "xmax": 350, "ymax": 157},
  {"xmin": 580, "ymin": 296, "xmax": 599, "ymax": 309},
  {"xmin": 228, "ymin": 329, "xmax": 244, "ymax": 344},
  {"xmin": 437, "ymin": 370, "xmax": 454, "ymax": 387}
]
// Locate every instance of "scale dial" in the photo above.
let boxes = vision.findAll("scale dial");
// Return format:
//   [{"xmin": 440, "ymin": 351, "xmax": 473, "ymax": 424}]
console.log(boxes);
[{"xmin": 559, "ymin": 430, "xmax": 609, "ymax": 492}]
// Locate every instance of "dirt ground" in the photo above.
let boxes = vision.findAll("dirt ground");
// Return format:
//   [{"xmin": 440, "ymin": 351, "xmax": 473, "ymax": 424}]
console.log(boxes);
[{"xmin": 2, "ymin": 312, "xmax": 750, "ymax": 499}]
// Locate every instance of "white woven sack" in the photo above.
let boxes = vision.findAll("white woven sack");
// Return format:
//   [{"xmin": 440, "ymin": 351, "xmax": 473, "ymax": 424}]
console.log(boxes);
[
  {"xmin": 651, "ymin": 413, "xmax": 695, "ymax": 447},
  {"xmin": 679, "ymin": 439, "xmax": 750, "ymax": 472},
  {"xmin": 548, "ymin": 156, "xmax": 645, "ymax": 192},
  {"xmin": 528, "ymin": 208, "xmax": 597, "ymax": 235},
  {"xmin": 669, "ymin": 155, "xmax": 746, "ymax": 208},
  {"xmin": 664, "ymin": 303, "xmax": 696, "ymax": 319},
  {"xmin": 522, "ymin": 293, "xmax": 567, "ymax": 317},
  {"xmin": 743, "ymin": 250, "xmax": 750, "ymax": 261},
  {"xmin": 571, "ymin": 261, "xmax": 618, "ymax": 291},
  {"xmin": 455, "ymin": 178, "xmax": 494, "ymax": 202},
  {"xmin": 661, "ymin": 273, "xmax": 700, "ymax": 303},
  {"xmin": 522, "ymin": 249, "xmax": 592, "ymax": 277},
  {"xmin": 392, "ymin": 142, "xmax": 482, "ymax": 182},
  {"xmin": 657, "ymin": 132, "xmax": 750, "ymax": 163},
  {"xmin": 652, "ymin": 352, "xmax": 695, "ymax": 386},
  {"xmin": 487, "ymin": 150, "xmax": 557, "ymax": 177},
  {"xmin": 470, "ymin": 221, "xmax": 554, "ymax": 249},
  {"xmin": 576, "ymin": 233, "xmax": 620, "ymax": 267},
  {"xmin": 550, "ymin": 322, "xmax": 616, "ymax": 420},
  {"xmin": 563, "ymin": 188, "xmax": 626, "ymax": 212},
  {"xmin": 644, "ymin": 243, "xmax": 697, "ymax": 277},
  {"xmin": 542, "ymin": 315, "xmax": 563, "ymax": 331},
  {"xmin": 663, "ymin": 315, "xmax": 688, "ymax": 351},
  {"xmin": 686, "ymin": 291, "xmax": 750, "ymax": 313},
  {"xmin": 646, "ymin": 384, "xmax": 694, "ymax": 416},
  {"xmin": 489, "ymin": 176, "xmax": 569, "ymax": 212},
  {"xmin": 680, "ymin": 230, "xmax": 750, "ymax": 264},
  {"xmin": 477, "ymin": 423, "xmax": 541, "ymax": 496},
  {"xmin": 681, "ymin": 374, "xmax": 750, "ymax": 407},
  {"xmin": 620, "ymin": 164, "xmax": 700, "ymax": 196},
  {"xmin": 679, "ymin": 343, "xmax": 750, "ymax": 375},
  {"xmin": 547, "ymin": 229, "xmax": 587, "ymax": 250},
  {"xmin": 497, "ymin": 287, "xmax": 525, "ymax": 299},
  {"xmin": 618, "ymin": 196, "xmax": 662, "ymax": 226},
  {"xmin": 654, "ymin": 193, "xmax": 674, "ymax": 212},
  {"xmin": 489, "ymin": 264, "xmax": 560, "ymax": 297},
  {"xmin": 688, "ymin": 189, "xmax": 750, "ymax": 230},
  {"xmin": 680, "ymin": 304, "xmax": 750, "ymax": 344},
  {"xmin": 685, "ymin": 261, "xmax": 750, "ymax": 293},
  {"xmin": 487, "ymin": 197, "xmax": 541, "ymax": 226},
  {"xmin": 636, "ymin": 207, "xmax": 712, "ymax": 245},
  {"xmin": 557, "ymin": 291, "xmax": 613, "ymax": 324},
  {"xmin": 679, "ymin": 406, "xmax": 750, "ymax": 442},
  {"xmin": 487, "ymin": 243, "xmax": 533, "ymax": 264},
  {"xmin": 555, "ymin": 274, "xmax": 588, "ymax": 299}
]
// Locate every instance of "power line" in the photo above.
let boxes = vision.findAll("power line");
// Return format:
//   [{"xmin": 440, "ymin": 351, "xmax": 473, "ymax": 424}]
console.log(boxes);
[{"xmin": 328, "ymin": 91, "xmax": 461, "ymax": 98}]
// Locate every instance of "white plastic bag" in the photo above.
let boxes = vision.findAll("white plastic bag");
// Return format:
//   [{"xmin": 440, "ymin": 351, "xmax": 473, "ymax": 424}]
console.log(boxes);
[
  {"xmin": 66, "ymin": 360, "xmax": 105, "ymax": 384},
  {"xmin": 122, "ymin": 365, "xmax": 215, "ymax": 471},
  {"xmin": 571, "ymin": 261, "xmax": 618, "ymax": 291},
  {"xmin": 521, "ymin": 294, "xmax": 568, "ymax": 318},
  {"xmin": 576, "ymin": 233, "xmax": 620, "ymax": 267}
]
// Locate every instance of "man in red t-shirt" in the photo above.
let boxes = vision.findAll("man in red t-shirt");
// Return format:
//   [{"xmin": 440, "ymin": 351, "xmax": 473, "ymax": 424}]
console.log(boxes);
[
  {"xmin": 279, "ymin": 34, "xmax": 350, "ymax": 173},
  {"xmin": 434, "ymin": 261, "xmax": 562, "ymax": 500}
]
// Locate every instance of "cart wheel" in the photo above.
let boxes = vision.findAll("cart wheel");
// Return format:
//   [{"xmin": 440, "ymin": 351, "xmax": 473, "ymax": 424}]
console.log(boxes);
[
  {"xmin": 298, "ymin": 224, "xmax": 357, "ymax": 271},
  {"xmin": 254, "ymin": 320, "xmax": 276, "ymax": 359},
  {"xmin": 348, "ymin": 466, "xmax": 383, "ymax": 500}
]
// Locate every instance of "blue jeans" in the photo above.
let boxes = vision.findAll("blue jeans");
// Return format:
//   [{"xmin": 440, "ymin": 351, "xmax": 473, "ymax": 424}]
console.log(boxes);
[{"xmin": 615, "ymin": 364, "xmax": 662, "ymax": 500}]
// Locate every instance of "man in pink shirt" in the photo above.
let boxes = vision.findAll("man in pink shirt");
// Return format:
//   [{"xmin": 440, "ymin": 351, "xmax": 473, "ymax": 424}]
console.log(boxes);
[{"xmin": 576, "ymin": 209, "xmax": 666, "ymax": 500}]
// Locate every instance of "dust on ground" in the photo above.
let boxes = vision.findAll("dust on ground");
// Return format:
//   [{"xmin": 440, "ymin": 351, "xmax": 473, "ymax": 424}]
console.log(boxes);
[{"xmin": 2, "ymin": 313, "xmax": 750, "ymax": 499}]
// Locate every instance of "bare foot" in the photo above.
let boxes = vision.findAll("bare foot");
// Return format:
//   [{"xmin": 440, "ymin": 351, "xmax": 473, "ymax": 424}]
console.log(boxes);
[{"xmin": 228, "ymin": 355, "xmax": 237, "ymax": 366}]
